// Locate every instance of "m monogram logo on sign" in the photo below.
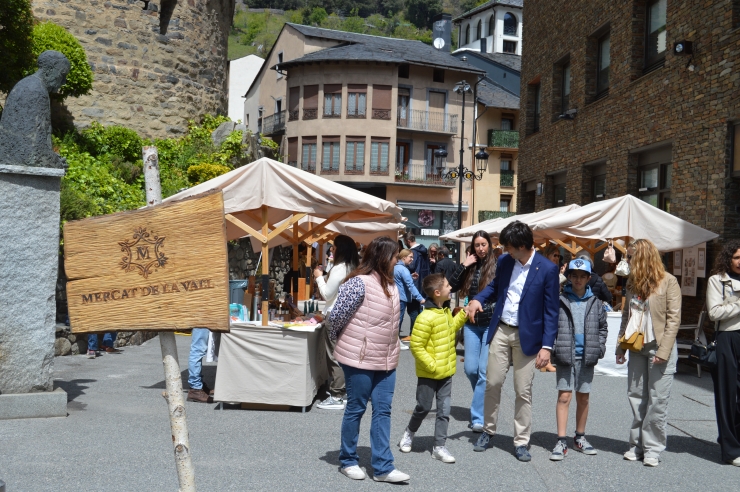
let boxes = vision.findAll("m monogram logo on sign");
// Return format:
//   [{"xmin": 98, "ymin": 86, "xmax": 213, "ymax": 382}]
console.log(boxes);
[{"xmin": 119, "ymin": 227, "xmax": 168, "ymax": 279}]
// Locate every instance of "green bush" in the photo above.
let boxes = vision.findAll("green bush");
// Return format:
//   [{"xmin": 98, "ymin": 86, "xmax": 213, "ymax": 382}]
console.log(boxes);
[
  {"xmin": 0, "ymin": 0, "xmax": 34, "ymax": 94},
  {"xmin": 79, "ymin": 122, "xmax": 145, "ymax": 162},
  {"xmin": 30, "ymin": 22, "xmax": 93, "ymax": 99},
  {"xmin": 187, "ymin": 163, "xmax": 231, "ymax": 185}
]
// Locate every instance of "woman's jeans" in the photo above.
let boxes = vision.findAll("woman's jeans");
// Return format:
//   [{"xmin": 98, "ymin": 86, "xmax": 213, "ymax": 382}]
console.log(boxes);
[
  {"xmin": 87, "ymin": 332, "xmax": 116, "ymax": 351},
  {"xmin": 338, "ymin": 363, "xmax": 397, "ymax": 476},
  {"xmin": 627, "ymin": 341, "xmax": 678, "ymax": 459},
  {"xmin": 399, "ymin": 300, "xmax": 407, "ymax": 336},
  {"xmin": 463, "ymin": 323, "xmax": 489, "ymax": 427}
]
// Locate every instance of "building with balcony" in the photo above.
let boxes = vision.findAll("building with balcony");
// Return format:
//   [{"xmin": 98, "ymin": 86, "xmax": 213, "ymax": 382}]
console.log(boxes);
[
  {"xmin": 453, "ymin": 0, "xmax": 524, "ymax": 56},
  {"xmin": 244, "ymin": 23, "xmax": 486, "ymax": 251}
]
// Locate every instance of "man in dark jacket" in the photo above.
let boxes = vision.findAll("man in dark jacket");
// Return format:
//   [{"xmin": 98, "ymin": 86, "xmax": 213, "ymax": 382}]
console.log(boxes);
[
  {"xmin": 435, "ymin": 246, "xmax": 457, "ymax": 283},
  {"xmin": 402, "ymin": 233, "xmax": 430, "ymax": 338},
  {"xmin": 575, "ymin": 252, "xmax": 613, "ymax": 305}
]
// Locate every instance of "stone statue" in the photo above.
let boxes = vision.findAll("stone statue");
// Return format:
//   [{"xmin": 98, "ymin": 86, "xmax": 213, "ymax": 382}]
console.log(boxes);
[{"xmin": 0, "ymin": 50, "xmax": 71, "ymax": 169}]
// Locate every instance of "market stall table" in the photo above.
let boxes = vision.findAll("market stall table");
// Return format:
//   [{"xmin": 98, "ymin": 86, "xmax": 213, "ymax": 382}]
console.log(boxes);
[
  {"xmin": 213, "ymin": 321, "xmax": 328, "ymax": 411},
  {"xmin": 594, "ymin": 311, "xmax": 628, "ymax": 377}
]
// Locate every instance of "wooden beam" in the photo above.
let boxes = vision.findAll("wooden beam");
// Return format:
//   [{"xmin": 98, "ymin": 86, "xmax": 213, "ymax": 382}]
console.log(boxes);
[
  {"xmin": 297, "ymin": 213, "xmax": 346, "ymax": 243},
  {"xmin": 267, "ymin": 213, "xmax": 307, "ymax": 241},
  {"xmin": 225, "ymin": 214, "xmax": 267, "ymax": 243},
  {"xmin": 553, "ymin": 239, "xmax": 579, "ymax": 255},
  {"xmin": 242, "ymin": 210, "xmax": 294, "ymax": 244}
]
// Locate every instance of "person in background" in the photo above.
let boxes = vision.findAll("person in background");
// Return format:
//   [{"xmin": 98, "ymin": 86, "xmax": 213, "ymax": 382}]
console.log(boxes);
[
  {"xmin": 402, "ymin": 233, "xmax": 430, "ymax": 340},
  {"xmin": 449, "ymin": 231, "xmax": 497, "ymax": 433},
  {"xmin": 543, "ymin": 244, "xmax": 567, "ymax": 288},
  {"xmin": 86, "ymin": 332, "xmax": 120, "ymax": 359},
  {"xmin": 428, "ymin": 243, "xmax": 439, "ymax": 273},
  {"xmin": 395, "ymin": 249, "xmax": 425, "ymax": 350},
  {"xmin": 706, "ymin": 239, "xmax": 740, "ymax": 467},
  {"xmin": 435, "ymin": 246, "xmax": 457, "ymax": 283},
  {"xmin": 399, "ymin": 273, "xmax": 467, "ymax": 463},
  {"xmin": 314, "ymin": 235, "xmax": 360, "ymax": 410},
  {"xmin": 466, "ymin": 221, "xmax": 559, "ymax": 461},
  {"xmin": 186, "ymin": 328, "xmax": 212, "ymax": 403},
  {"xmin": 329, "ymin": 237, "xmax": 409, "ymax": 483},
  {"xmin": 549, "ymin": 259, "xmax": 608, "ymax": 461},
  {"xmin": 575, "ymin": 251, "xmax": 613, "ymax": 305},
  {"xmin": 616, "ymin": 239, "xmax": 681, "ymax": 467}
]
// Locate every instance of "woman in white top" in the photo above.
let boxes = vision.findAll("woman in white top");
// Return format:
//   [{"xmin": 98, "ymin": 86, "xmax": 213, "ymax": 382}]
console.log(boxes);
[{"xmin": 313, "ymin": 234, "xmax": 359, "ymax": 410}]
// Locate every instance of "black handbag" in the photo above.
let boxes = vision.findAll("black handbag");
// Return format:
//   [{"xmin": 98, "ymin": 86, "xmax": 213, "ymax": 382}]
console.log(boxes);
[{"xmin": 688, "ymin": 337, "xmax": 717, "ymax": 371}]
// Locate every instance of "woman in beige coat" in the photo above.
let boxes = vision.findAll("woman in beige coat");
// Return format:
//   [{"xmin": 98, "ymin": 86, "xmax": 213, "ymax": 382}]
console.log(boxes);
[{"xmin": 616, "ymin": 239, "xmax": 681, "ymax": 467}]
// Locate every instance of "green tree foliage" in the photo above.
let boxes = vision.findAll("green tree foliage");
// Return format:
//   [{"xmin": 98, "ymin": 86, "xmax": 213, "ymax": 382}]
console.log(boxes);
[
  {"xmin": 0, "ymin": 0, "xmax": 35, "ymax": 94},
  {"xmin": 30, "ymin": 22, "xmax": 93, "ymax": 99},
  {"xmin": 406, "ymin": 0, "xmax": 443, "ymax": 29},
  {"xmin": 307, "ymin": 7, "xmax": 328, "ymax": 26}
]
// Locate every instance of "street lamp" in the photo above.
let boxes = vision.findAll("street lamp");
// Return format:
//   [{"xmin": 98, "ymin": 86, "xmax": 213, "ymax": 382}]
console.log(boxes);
[{"xmin": 439, "ymin": 80, "xmax": 489, "ymax": 231}]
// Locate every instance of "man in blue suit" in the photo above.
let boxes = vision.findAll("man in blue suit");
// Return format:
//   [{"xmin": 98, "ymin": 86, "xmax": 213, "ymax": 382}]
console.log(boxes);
[{"xmin": 465, "ymin": 221, "xmax": 559, "ymax": 461}]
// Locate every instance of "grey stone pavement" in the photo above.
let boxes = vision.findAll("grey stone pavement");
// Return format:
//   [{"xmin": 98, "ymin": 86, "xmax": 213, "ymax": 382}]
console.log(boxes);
[{"xmin": 1, "ymin": 320, "xmax": 736, "ymax": 492}]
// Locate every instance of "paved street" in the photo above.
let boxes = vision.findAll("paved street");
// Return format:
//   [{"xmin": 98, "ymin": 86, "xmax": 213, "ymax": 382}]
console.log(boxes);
[{"xmin": 0, "ymin": 326, "xmax": 734, "ymax": 492}]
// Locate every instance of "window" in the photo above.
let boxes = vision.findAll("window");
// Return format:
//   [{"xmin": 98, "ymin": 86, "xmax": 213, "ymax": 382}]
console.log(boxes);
[
  {"xmin": 597, "ymin": 32, "xmax": 610, "ymax": 96},
  {"xmin": 553, "ymin": 183, "xmax": 566, "ymax": 206},
  {"xmin": 277, "ymin": 52, "xmax": 283, "ymax": 78},
  {"xmin": 275, "ymin": 98, "xmax": 282, "ymax": 114},
  {"xmin": 257, "ymin": 108, "xmax": 263, "ymax": 134},
  {"xmin": 592, "ymin": 173, "xmax": 606, "ymax": 201},
  {"xmin": 645, "ymin": 0, "xmax": 667, "ymax": 70},
  {"xmin": 372, "ymin": 85, "xmax": 392, "ymax": 119},
  {"xmin": 561, "ymin": 62, "xmax": 571, "ymax": 114},
  {"xmin": 303, "ymin": 85, "xmax": 318, "ymax": 120},
  {"xmin": 347, "ymin": 84, "xmax": 367, "ymax": 118},
  {"xmin": 503, "ymin": 13, "xmax": 517, "ymax": 35},
  {"xmin": 433, "ymin": 69, "xmax": 445, "ymax": 83},
  {"xmin": 321, "ymin": 138, "xmax": 340, "ymax": 174},
  {"xmin": 301, "ymin": 137, "xmax": 317, "ymax": 173},
  {"xmin": 287, "ymin": 137, "xmax": 298, "ymax": 166},
  {"xmin": 639, "ymin": 164, "xmax": 671, "ymax": 211},
  {"xmin": 501, "ymin": 117, "xmax": 514, "ymax": 130},
  {"xmin": 397, "ymin": 88, "xmax": 410, "ymax": 127},
  {"xmin": 370, "ymin": 138, "xmax": 390, "ymax": 174},
  {"xmin": 500, "ymin": 156, "xmax": 514, "ymax": 187},
  {"xmin": 465, "ymin": 24, "xmax": 470, "ymax": 44},
  {"xmin": 503, "ymin": 41, "xmax": 517, "ymax": 53},
  {"xmin": 487, "ymin": 15, "xmax": 494, "ymax": 36},
  {"xmin": 323, "ymin": 84, "xmax": 341, "ymax": 118},
  {"xmin": 500, "ymin": 197, "xmax": 511, "ymax": 213},
  {"xmin": 346, "ymin": 138, "xmax": 365, "ymax": 174},
  {"xmin": 734, "ymin": 123, "xmax": 740, "ymax": 176},
  {"xmin": 476, "ymin": 20, "xmax": 481, "ymax": 41},
  {"xmin": 398, "ymin": 64, "xmax": 409, "ymax": 79},
  {"xmin": 288, "ymin": 87, "xmax": 300, "ymax": 121}
]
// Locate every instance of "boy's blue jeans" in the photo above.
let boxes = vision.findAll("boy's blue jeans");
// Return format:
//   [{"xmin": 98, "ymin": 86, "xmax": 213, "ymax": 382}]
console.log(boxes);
[
  {"xmin": 399, "ymin": 300, "xmax": 407, "ymax": 335},
  {"xmin": 338, "ymin": 363, "xmax": 397, "ymax": 476},
  {"xmin": 188, "ymin": 328, "xmax": 210, "ymax": 390},
  {"xmin": 463, "ymin": 323, "xmax": 489, "ymax": 427},
  {"xmin": 87, "ymin": 332, "xmax": 116, "ymax": 351}
]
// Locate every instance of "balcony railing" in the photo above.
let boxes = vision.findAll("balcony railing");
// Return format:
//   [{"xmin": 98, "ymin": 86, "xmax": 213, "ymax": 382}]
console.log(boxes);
[
  {"xmin": 262, "ymin": 110, "xmax": 285, "ymax": 135},
  {"xmin": 303, "ymin": 108, "xmax": 318, "ymax": 120},
  {"xmin": 300, "ymin": 162, "xmax": 316, "ymax": 173},
  {"xmin": 397, "ymin": 109, "xmax": 458, "ymax": 133},
  {"xmin": 500, "ymin": 169, "xmax": 515, "ymax": 187},
  {"xmin": 488, "ymin": 129, "xmax": 519, "ymax": 149},
  {"xmin": 395, "ymin": 162, "xmax": 455, "ymax": 186},
  {"xmin": 373, "ymin": 109, "xmax": 391, "ymax": 120},
  {"xmin": 478, "ymin": 210, "xmax": 515, "ymax": 222},
  {"xmin": 345, "ymin": 163, "xmax": 365, "ymax": 175},
  {"xmin": 288, "ymin": 110, "xmax": 299, "ymax": 121},
  {"xmin": 320, "ymin": 163, "xmax": 340, "ymax": 175}
]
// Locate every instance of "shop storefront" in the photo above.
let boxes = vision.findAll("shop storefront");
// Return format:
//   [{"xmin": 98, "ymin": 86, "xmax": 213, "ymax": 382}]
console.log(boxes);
[{"xmin": 397, "ymin": 201, "xmax": 468, "ymax": 259}]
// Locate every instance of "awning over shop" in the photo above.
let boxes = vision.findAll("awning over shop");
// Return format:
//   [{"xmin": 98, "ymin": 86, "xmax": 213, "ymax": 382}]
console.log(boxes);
[{"xmin": 397, "ymin": 201, "xmax": 469, "ymax": 212}]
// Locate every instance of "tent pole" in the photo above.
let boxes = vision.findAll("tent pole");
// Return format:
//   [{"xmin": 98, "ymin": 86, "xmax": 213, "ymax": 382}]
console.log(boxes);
[
  {"xmin": 292, "ymin": 224, "xmax": 299, "ymax": 298},
  {"xmin": 261, "ymin": 205, "xmax": 269, "ymax": 326}
]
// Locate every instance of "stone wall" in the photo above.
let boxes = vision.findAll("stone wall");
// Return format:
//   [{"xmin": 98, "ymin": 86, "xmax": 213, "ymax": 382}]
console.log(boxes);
[
  {"xmin": 227, "ymin": 239, "xmax": 296, "ymax": 296},
  {"xmin": 518, "ymin": 0, "xmax": 740, "ymax": 322},
  {"xmin": 32, "ymin": 0, "xmax": 235, "ymax": 139},
  {"xmin": 54, "ymin": 325, "xmax": 157, "ymax": 355}
]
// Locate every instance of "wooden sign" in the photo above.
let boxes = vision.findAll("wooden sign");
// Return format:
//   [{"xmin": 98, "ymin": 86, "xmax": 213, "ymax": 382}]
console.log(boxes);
[{"xmin": 64, "ymin": 191, "xmax": 230, "ymax": 333}]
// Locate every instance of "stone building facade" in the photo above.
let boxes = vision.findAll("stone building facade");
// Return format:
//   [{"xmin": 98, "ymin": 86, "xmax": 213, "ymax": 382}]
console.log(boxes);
[
  {"xmin": 32, "ymin": 0, "xmax": 234, "ymax": 138},
  {"xmin": 518, "ymin": 0, "xmax": 740, "ymax": 319}
]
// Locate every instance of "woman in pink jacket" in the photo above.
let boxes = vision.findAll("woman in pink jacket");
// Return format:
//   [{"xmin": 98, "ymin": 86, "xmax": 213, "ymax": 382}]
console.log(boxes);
[{"xmin": 329, "ymin": 236, "xmax": 409, "ymax": 483}]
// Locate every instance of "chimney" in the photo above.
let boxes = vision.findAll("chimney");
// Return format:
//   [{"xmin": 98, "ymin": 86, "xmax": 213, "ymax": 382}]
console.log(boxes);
[{"xmin": 432, "ymin": 13, "xmax": 452, "ymax": 52}]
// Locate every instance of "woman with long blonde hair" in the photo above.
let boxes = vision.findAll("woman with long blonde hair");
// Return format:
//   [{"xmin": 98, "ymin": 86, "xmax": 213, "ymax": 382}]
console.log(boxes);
[{"xmin": 616, "ymin": 239, "xmax": 681, "ymax": 467}]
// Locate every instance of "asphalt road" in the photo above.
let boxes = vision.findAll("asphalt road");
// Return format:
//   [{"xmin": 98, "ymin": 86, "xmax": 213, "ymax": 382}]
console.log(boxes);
[{"xmin": 0, "ymin": 322, "xmax": 735, "ymax": 492}]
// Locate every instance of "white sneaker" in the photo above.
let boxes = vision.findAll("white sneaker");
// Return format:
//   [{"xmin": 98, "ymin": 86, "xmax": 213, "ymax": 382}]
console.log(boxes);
[
  {"xmin": 398, "ymin": 429, "xmax": 414, "ymax": 453},
  {"xmin": 623, "ymin": 447, "xmax": 644, "ymax": 461},
  {"xmin": 729, "ymin": 457, "xmax": 740, "ymax": 466},
  {"xmin": 400, "ymin": 343, "xmax": 409, "ymax": 351},
  {"xmin": 316, "ymin": 395, "xmax": 345, "ymax": 410},
  {"xmin": 432, "ymin": 445, "xmax": 456, "ymax": 463},
  {"xmin": 643, "ymin": 457, "xmax": 660, "ymax": 467},
  {"xmin": 373, "ymin": 469, "xmax": 410, "ymax": 482},
  {"xmin": 340, "ymin": 465, "xmax": 366, "ymax": 480}
]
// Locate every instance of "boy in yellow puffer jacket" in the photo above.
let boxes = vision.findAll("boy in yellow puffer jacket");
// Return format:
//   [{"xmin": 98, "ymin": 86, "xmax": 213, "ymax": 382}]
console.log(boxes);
[{"xmin": 398, "ymin": 273, "xmax": 467, "ymax": 463}]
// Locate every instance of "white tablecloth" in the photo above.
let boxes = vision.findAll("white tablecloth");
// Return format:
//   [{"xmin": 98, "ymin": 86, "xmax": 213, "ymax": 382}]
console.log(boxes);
[
  {"xmin": 594, "ymin": 311, "xmax": 628, "ymax": 377},
  {"xmin": 213, "ymin": 322, "xmax": 328, "ymax": 406}
]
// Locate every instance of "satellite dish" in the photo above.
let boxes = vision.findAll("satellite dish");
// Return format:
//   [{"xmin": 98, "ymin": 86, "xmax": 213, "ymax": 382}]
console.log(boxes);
[{"xmin": 433, "ymin": 38, "xmax": 445, "ymax": 49}]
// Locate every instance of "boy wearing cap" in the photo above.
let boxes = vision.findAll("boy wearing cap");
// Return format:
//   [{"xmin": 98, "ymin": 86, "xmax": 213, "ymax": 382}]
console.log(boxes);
[{"xmin": 550, "ymin": 259, "xmax": 608, "ymax": 461}]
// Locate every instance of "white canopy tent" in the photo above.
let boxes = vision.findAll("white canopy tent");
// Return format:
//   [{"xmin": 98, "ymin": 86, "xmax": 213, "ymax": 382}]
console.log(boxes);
[
  {"xmin": 531, "ymin": 195, "xmax": 719, "ymax": 254},
  {"xmin": 164, "ymin": 157, "xmax": 403, "ymax": 324}
]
